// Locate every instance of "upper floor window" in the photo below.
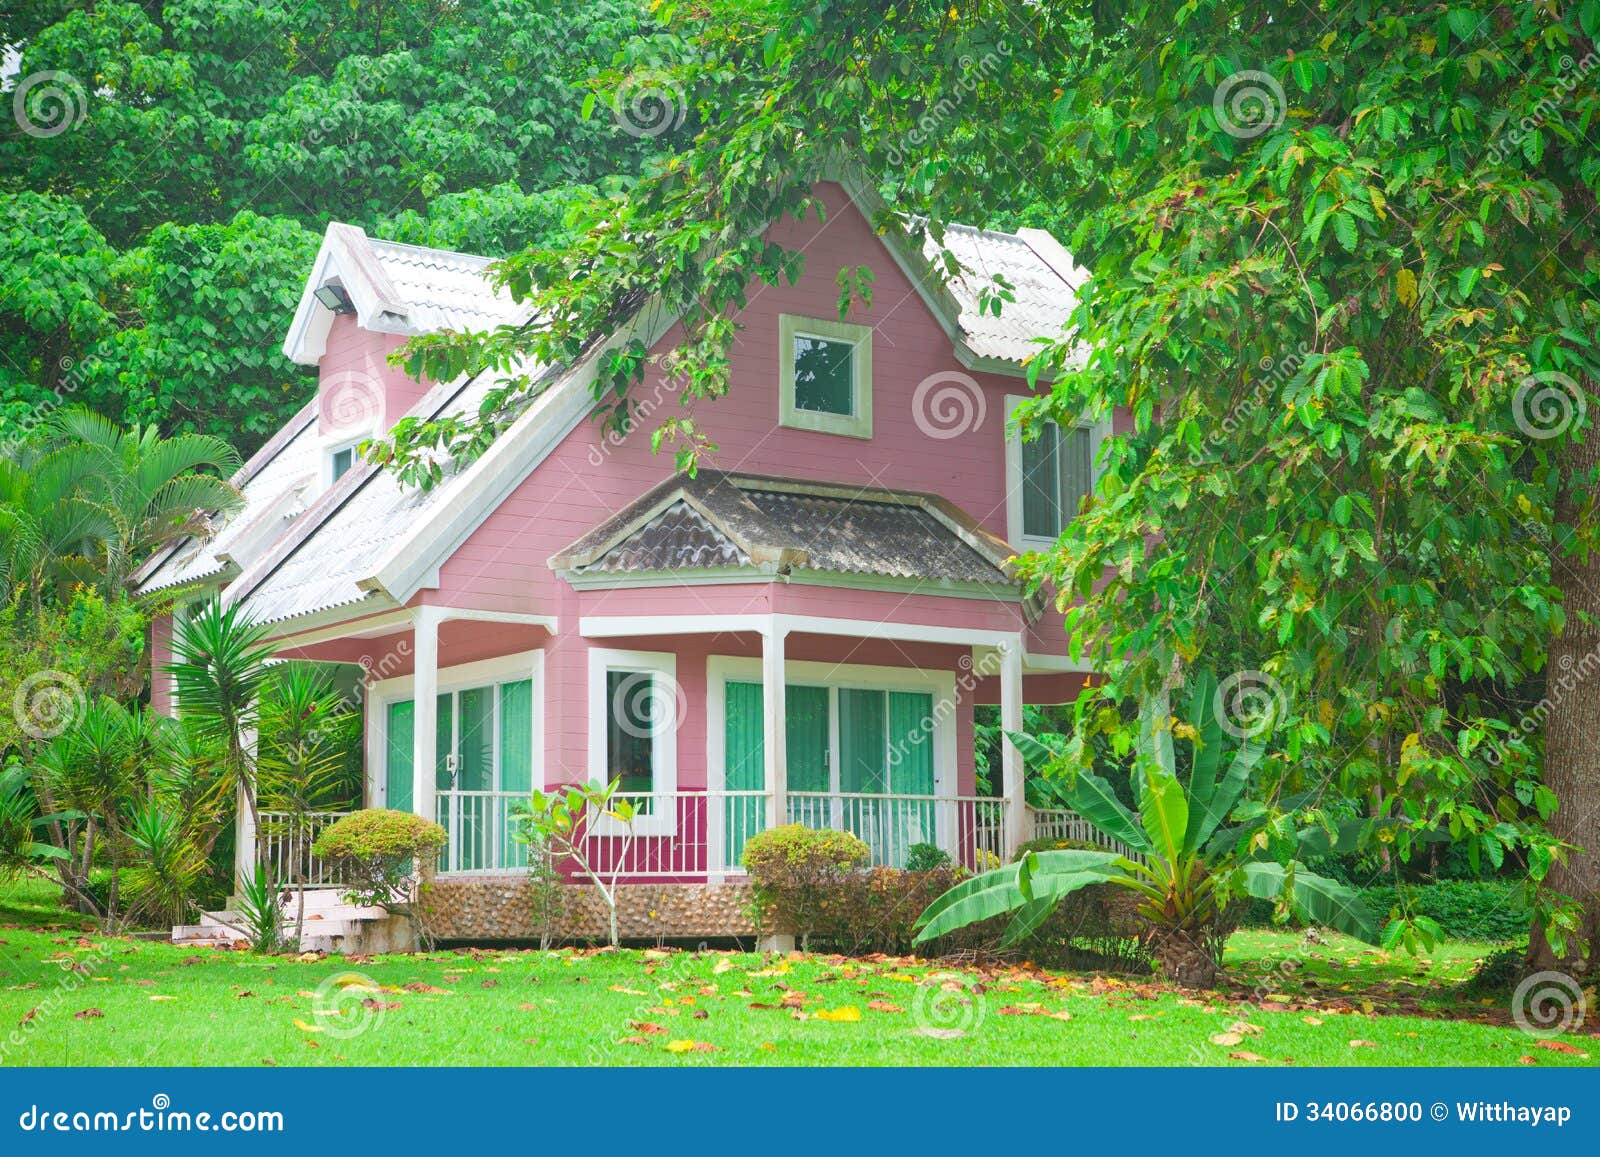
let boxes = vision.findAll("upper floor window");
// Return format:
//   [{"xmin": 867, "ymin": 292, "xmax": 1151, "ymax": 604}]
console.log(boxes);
[
  {"xmin": 330, "ymin": 443, "xmax": 357, "ymax": 482},
  {"xmin": 778, "ymin": 314, "xmax": 873, "ymax": 439},
  {"xmin": 1005, "ymin": 395, "xmax": 1106, "ymax": 548}
]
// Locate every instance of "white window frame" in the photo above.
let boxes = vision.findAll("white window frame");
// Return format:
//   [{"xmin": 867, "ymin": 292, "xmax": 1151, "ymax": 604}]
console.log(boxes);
[
  {"xmin": 706, "ymin": 655, "xmax": 958, "ymax": 868},
  {"xmin": 778, "ymin": 313, "xmax": 874, "ymax": 439},
  {"xmin": 1004, "ymin": 394, "xmax": 1112, "ymax": 552},
  {"xmin": 365, "ymin": 649, "xmax": 546, "ymax": 810},
  {"xmin": 321, "ymin": 435, "xmax": 365, "ymax": 490},
  {"xmin": 588, "ymin": 647, "xmax": 679, "ymax": 836}
]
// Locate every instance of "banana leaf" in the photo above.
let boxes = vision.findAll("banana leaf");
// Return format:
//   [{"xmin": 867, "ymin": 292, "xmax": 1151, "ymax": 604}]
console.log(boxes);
[
  {"xmin": 915, "ymin": 849, "xmax": 1121, "ymax": 942},
  {"xmin": 1240, "ymin": 861, "xmax": 1379, "ymax": 943}
]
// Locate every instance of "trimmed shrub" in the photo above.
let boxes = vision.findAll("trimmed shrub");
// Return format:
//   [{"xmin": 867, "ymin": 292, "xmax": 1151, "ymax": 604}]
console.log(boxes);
[
  {"xmin": 312, "ymin": 809, "xmax": 447, "ymax": 909},
  {"xmin": 743, "ymin": 825, "xmax": 870, "ymax": 948},
  {"xmin": 905, "ymin": 842, "xmax": 952, "ymax": 873}
]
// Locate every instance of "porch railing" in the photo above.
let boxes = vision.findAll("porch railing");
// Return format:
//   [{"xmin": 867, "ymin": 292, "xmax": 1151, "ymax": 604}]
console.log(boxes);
[
  {"xmin": 259, "ymin": 810, "xmax": 352, "ymax": 889},
  {"xmin": 433, "ymin": 788, "xmax": 1013, "ymax": 877},
  {"xmin": 787, "ymin": 792, "xmax": 1008, "ymax": 871},
  {"xmin": 1026, "ymin": 806, "xmax": 1144, "ymax": 859}
]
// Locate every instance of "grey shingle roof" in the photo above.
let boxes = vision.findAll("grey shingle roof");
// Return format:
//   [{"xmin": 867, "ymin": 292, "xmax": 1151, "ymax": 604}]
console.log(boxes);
[
  {"xmin": 555, "ymin": 471, "xmax": 1019, "ymax": 590},
  {"xmin": 365, "ymin": 236, "xmax": 532, "ymax": 334}
]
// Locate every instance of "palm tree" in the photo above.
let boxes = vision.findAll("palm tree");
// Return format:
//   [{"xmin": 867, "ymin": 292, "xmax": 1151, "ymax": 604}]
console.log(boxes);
[
  {"xmin": 916, "ymin": 671, "xmax": 1379, "ymax": 988},
  {"xmin": 167, "ymin": 600, "xmax": 278, "ymax": 876},
  {"xmin": 0, "ymin": 406, "xmax": 242, "ymax": 599},
  {"xmin": 46, "ymin": 406, "xmax": 242, "ymax": 590}
]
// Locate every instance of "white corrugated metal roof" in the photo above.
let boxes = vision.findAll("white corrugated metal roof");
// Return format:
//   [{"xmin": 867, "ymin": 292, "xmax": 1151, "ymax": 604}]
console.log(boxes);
[
  {"xmin": 366, "ymin": 237, "xmax": 532, "ymax": 334},
  {"xmin": 927, "ymin": 223, "xmax": 1085, "ymax": 364},
  {"xmin": 156, "ymin": 202, "xmax": 1084, "ymax": 629}
]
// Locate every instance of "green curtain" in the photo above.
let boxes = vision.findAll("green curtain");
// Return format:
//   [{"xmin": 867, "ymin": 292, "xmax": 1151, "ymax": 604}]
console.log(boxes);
[
  {"xmin": 435, "ymin": 693, "xmax": 455, "ymax": 795},
  {"xmin": 458, "ymin": 686, "xmax": 494, "ymax": 792},
  {"xmin": 839, "ymin": 689, "xmax": 886, "ymax": 793},
  {"xmin": 385, "ymin": 700, "xmax": 415, "ymax": 813},
  {"xmin": 889, "ymin": 691, "xmax": 937, "ymax": 861},
  {"xmin": 724, "ymin": 681, "xmax": 765, "ymax": 869},
  {"xmin": 499, "ymin": 680, "xmax": 533, "ymax": 792}
]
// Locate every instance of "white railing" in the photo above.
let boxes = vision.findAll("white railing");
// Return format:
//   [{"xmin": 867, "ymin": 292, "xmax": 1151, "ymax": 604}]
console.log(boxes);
[
  {"xmin": 1025, "ymin": 806, "xmax": 1143, "ymax": 859},
  {"xmin": 785, "ymin": 792, "xmax": 1008, "ymax": 871},
  {"xmin": 435, "ymin": 789, "xmax": 773, "ymax": 878},
  {"xmin": 259, "ymin": 810, "xmax": 352, "ymax": 888},
  {"xmin": 432, "ymin": 789, "xmax": 1012, "ymax": 877}
]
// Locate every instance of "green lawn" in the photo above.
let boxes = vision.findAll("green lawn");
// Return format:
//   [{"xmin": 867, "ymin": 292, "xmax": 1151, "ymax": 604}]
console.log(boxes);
[{"xmin": 2, "ymin": 892, "xmax": 1593, "ymax": 1066}]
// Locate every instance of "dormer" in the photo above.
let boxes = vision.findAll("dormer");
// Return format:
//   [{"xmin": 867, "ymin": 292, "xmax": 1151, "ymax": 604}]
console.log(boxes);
[{"xmin": 283, "ymin": 224, "xmax": 535, "ymax": 492}]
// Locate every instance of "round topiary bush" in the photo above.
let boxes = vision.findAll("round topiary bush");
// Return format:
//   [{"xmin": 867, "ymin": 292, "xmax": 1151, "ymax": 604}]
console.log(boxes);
[
  {"xmin": 742, "ymin": 824, "xmax": 870, "ymax": 948},
  {"xmin": 312, "ymin": 809, "xmax": 447, "ymax": 910}
]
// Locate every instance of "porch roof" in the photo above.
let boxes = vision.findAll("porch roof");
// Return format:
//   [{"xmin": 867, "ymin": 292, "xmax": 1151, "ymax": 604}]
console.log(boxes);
[{"xmin": 551, "ymin": 471, "xmax": 1021, "ymax": 590}]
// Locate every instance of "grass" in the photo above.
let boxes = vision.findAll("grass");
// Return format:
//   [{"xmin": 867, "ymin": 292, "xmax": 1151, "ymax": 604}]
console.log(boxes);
[{"xmin": 1, "ymin": 892, "xmax": 1594, "ymax": 1066}]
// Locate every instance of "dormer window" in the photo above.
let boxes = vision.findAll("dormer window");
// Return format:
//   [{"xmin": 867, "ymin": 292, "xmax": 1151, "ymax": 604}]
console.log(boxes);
[
  {"xmin": 778, "ymin": 314, "xmax": 873, "ymax": 439},
  {"xmin": 322, "ymin": 438, "xmax": 363, "ymax": 489}
]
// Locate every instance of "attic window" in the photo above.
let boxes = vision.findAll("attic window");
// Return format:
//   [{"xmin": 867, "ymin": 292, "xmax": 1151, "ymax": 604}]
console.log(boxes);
[
  {"xmin": 313, "ymin": 280, "xmax": 356, "ymax": 315},
  {"xmin": 778, "ymin": 314, "xmax": 873, "ymax": 439},
  {"xmin": 329, "ymin": 444, "xmax": 357, "ymax": 483}
]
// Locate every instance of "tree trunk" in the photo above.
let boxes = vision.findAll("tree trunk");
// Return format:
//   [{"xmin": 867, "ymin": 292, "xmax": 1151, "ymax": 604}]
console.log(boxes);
[
  {"xmin": 1531, "ymin": 394, "xmax": 1600, "ymax": 974},
  {"xmin": 1147, "ymin": 925, "xmax": 1217, "ymax": 989}
]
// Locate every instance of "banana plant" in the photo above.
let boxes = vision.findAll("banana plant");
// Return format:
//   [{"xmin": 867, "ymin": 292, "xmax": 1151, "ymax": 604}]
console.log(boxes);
[{"xmin": 915, "ymin": 671, "xmax": 1378, "ymax": 988}]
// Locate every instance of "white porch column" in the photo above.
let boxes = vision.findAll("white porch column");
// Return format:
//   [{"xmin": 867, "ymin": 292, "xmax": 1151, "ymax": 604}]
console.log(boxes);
[
  {"xmin": 999, "ymin": 636, "xmax": 1026, "ymax": 857},
  {"xmin": 233, "ymin": 725, "xmax": 257, "ymax": 893},
  {"xmin": 412, "ymin": 607, "xmax": 442, "ymax": 829},
  {"xmin": 762, "ymin": 619, "xmax": 788, "ymax": 832}
]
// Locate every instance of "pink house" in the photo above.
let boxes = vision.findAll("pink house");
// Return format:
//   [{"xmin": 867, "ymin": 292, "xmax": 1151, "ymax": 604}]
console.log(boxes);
[{"xmin": 136, "ymin": 179, "xmax": 1114, "ymax": 939}]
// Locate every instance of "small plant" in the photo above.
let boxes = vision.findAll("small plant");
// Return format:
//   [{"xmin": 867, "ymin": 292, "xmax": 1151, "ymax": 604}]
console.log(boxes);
[
  {"xmin": 511, "ymin": 781, "xmax": 639, "ymax": 947},
  {"xmin": 122, "ymin": 800, "xmax": 205, "ymax": 928},
  {"xmin": 742, "ymin": 824, "xmax": 870, "ymax": 949},
  {"xmin": 523, "ymin": 834, "xmax": 567, "ymax": 951},
  {"xmin": 904, "ymin": 842, "xmax": 952, "ymax": 873},
  {"xmin": 313, "ymin": 809, "xmax": 447, "ymax": 947},
  {"xmin": 233, "ymin": 869, "xmax": 283, "ymax": 953}
]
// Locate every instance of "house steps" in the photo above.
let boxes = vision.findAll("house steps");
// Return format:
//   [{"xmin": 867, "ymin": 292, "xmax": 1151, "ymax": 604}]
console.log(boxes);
[{"xmin": 169, "ymin": 888, "xmax": 410, "ymax": 953}]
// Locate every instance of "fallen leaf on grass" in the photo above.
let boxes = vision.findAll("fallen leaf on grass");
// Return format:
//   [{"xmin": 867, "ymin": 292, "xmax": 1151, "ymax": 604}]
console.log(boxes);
[
  {"xmin": 148, "ymin": 995, "xmax": 176, "ymax": 1002},
  {"xmin": 1227, "ymin": 1020, "xmax": 1263, "ymax": 1036},
  {"xmin": 1533, "ymin": 1040, "xmax": 1588, "ymax": 1057},
  {"xmin": 815, "ymin": 1006, "xmax": 861, "ymax": 1022},
  {"xmin": 401, "ymin": 983, "xmax": 451, "ymax": 995},
  {"xmin": 292, "ymin": 1018, "xmax": 324, "ymax": 1033},
  {"xmin": 712, "ymin": 959, "xmax": 735, "ymax": 975},
  {"xmin": 1210, "ymin": 1032, "xmax": 1245, "ymax": 1047},
  {"xmin": 609, "ymin": 985, "xmax": 647, "ymax": 996},
  {"xmin": 361, "ymin": 999, "xmax": 401, "ymax": 1011},
  {"xmin": 665, "ymin": 1039, "xmax": 718, "ymax": 1053},
  {"xmin": 73, "ymin": 1008, "xmax": 103, "ymax": 1020},
  {"xmin": 1348, "ymin": 1040, "xmax": 1377, "ymax": 1049},
  {"xmin": 1228, "ymin": 1051, "xmax": 1268, "ymax": 1062},
  {"xmin": 1301, "ymin": 1016, "xmax": 1323, "ymax": 1026},
  {"xmin": 628, "ymin": 1021, "xmax": 667, "ymax": 1035},
  {"xmin": 618, "ymin": 1036, "xmax": 650, "ymax": 1046},
  {"xmin": 866, "ymin": 1001, "xmax": 904, "ymax": 1013},
  {"xmin": 1517, "ymin": 1055, "xmax": 1538, "ymax": 1065}
]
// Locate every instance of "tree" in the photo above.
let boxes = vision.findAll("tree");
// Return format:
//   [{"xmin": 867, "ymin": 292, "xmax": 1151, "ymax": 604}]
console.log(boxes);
[
  {"xmin": 918, "ymin": 673, "xmax": 1379, "ymax": 988},
  {"xmin": 380, "ymin": 0, "xmax": 1600, "ymax": 972},
  {"xmin": 167, "ymin": 600, "xmax": 278, "ymax": 875},
  {"xmin": 512, "ymin": 781, "xmax": 641, "ymax": 948},
  {"xmin": 1, "ymin": 0, "xmax": 667, "ymax": 450},
  {"xmin": 255, "ymin": 664, "xmax": 361, "ymax": 948}
]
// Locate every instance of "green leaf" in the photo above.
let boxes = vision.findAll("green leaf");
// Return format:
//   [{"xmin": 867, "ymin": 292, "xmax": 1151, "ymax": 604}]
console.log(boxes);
[{"xmin": 1240, "ymin": 862, "xmax": 1379, "ymax": 942}]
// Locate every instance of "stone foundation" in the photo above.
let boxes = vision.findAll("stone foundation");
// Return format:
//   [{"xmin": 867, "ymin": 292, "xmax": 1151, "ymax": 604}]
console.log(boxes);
[{"xmin": 422, "ymin": 876, "xmax": 761, "ymax": 943}]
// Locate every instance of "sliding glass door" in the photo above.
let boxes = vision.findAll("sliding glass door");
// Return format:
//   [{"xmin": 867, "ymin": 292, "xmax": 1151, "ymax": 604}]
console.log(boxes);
[
  {"xmin": 383, "ymin": 677, "xmax": 535, "ymax": 872},
  {"xmin": 723, "ymin": 680, "xmax": 939, "ymax": 868}
]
